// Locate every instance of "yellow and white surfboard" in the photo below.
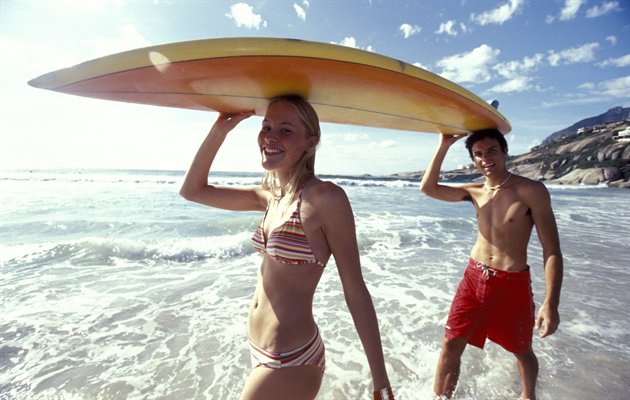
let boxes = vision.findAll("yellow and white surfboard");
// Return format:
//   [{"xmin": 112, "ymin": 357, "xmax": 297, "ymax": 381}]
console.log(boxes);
[{"xmin": 28, "ymin": 37, "xmax": 511, "ymax": 135}]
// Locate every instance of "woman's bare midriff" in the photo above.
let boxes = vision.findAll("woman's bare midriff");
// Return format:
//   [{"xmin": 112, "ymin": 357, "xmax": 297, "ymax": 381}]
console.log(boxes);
[{"xmin": 247, "ymin": 256, "xmax": 324, "ymax": 352}]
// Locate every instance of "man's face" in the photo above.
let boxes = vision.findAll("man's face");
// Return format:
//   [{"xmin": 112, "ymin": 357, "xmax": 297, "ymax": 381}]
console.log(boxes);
[{"xmin": 470, "ymin": 138, "xmax": 507, "ymax": 176}]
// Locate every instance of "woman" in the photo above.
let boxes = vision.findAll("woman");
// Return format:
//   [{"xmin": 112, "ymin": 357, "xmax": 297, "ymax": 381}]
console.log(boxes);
[{"xmin": 180, "ymin": 96, "xmax": 394, "ymax": 400}]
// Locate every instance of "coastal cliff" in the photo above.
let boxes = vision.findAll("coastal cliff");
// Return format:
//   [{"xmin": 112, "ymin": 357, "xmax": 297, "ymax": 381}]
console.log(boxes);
[{"xmin": 395, "ymin": 107, "xmax": 630, "ymax": 188}]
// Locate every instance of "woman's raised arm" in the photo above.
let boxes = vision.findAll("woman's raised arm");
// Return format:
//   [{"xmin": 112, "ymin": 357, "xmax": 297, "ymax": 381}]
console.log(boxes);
[{"xmin": 180, "ymin": 112, "xmax": 268, "ymax": 211}]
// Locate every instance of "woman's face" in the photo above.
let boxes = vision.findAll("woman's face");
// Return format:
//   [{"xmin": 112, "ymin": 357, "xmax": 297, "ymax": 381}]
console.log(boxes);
[{"xmin": 258, "ymin": 101, "xmax": 317, "ymax": 173}]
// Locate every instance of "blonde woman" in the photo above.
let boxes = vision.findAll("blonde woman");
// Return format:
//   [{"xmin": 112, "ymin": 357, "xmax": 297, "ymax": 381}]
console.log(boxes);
[{"xmin": 180, "ymin": 96, "xmax": 394, "ymax": 400}]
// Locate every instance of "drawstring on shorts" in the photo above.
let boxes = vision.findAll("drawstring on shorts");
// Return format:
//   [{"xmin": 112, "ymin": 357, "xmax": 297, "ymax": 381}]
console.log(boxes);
[{"xmin": 475, "ymin": 261, "xmax": 497, "ymax": 280}]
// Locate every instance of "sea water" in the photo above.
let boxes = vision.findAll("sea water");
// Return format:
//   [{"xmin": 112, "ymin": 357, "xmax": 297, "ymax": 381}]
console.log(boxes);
[{"xmin": 1, "ymin": 169, "xmax": 628, "ymax": 400}]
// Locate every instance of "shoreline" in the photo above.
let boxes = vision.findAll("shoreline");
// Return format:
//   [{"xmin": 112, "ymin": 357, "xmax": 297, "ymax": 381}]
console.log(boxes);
[
  {"xmin": 390, "ymin": 170, "xmax": 630, "ymax": 189},
  {"xmin": 3, "ymin": 167, "xmax": 628, "ymax": 188}
]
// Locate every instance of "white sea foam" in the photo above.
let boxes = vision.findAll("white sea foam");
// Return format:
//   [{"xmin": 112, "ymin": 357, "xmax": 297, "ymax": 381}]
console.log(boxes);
[{"xmin": 1, "ymin": 169, "xmax": 629, "ymax": 399}]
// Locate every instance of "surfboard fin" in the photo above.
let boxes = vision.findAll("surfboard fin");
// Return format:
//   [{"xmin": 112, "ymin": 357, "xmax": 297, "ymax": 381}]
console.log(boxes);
[{"xmin": 490, "ymin": 100, "xmax": 499, "ymax": 110}]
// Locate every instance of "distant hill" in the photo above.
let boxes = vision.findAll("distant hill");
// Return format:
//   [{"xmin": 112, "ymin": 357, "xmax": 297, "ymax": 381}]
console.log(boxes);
[
  {"xmin": 509, "ymin": 116, "xmax": 630, "ymax": 187},
  {"xmin": 393, "ymin": 106, "xmax": 630, "ymax": 188},
  {"xmin": 543, "ymin": 106, "xmax": 630, "ymax": 145}
]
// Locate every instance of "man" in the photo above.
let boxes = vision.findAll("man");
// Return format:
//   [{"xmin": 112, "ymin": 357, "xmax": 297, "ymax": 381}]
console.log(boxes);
[{"xmin": 420, "ymin": 129, "xmax": 563, "ymax": 400}]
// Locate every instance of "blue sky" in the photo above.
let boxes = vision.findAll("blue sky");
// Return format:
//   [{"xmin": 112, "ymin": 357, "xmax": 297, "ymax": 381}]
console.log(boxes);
[{"xmin": 1, "ymin": 0, "xmax": 628, "ymax": 175}]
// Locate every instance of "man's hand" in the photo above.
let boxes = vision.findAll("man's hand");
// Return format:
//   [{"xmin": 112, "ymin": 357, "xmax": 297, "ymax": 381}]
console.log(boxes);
[
  {"xmin": 536, "ymin": 302, "xmax": 560, "ymax": 338},
  {"xmin": 438, "ymin": 133, "xmax": 466, "ymax": 148}
]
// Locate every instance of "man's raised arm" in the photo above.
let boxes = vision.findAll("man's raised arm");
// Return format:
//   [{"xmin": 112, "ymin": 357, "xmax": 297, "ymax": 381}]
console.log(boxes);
[{"xmin": 420, "ymin": 134, "xmax": 470, "ymax": 202}]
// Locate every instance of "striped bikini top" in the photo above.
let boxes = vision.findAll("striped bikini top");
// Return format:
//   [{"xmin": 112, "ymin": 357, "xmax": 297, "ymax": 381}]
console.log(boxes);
[{"xmin": 251, "ymin": 192, "xmax": 326, "ymax": 267}]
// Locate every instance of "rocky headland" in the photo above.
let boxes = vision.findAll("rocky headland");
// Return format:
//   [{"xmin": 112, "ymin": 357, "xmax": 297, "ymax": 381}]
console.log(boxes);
[{"xmin": 394, "ymin": 106, "xmax": 630, "ymax": 188}]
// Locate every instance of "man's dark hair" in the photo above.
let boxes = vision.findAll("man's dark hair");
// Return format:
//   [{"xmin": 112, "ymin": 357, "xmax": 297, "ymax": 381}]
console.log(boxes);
[{"xmin": 464, "ymin": 129, "xmax": 508, "ymax": 159}]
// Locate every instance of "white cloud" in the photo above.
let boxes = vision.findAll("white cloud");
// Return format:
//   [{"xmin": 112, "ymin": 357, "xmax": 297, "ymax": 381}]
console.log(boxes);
[
  {"xmin": 436, "ymin": 44, "xmax": 500, "ymax": 84},
  {"xmin": 62, "ymin": 0, "xmax": 120, "ymax": 12},
  {"xmin": 580, "ymin": 75, "xmax": 630, "ymax": 97},
  {"xmin": 547, "ymin": 42, "xmax": 599, "ymax": 67},
  {"xmin": 470, "ymin": 0, "xmax": 524, "ymax": 26},
  {"xmin": 337, "ymin": 37, "xmax": 358, "ymax": 47},
  {"xmin": 487, "ymin": 76, "xmax": 533, "ymax": 94},
  {"xmin": 494, "ymin": 53, "xmax": 544, "ymax": 79},
  {"xmin": 599, "ymin": 76, "xmax": 630, "ymax": 97},
  {"xmin": 541, "ymin": 95, "xmax": 606, "ymax": 107},
  {"xmin": 559, "ymin": 0, "xmax": 586, "ymax": 21},
  {"xmin": 586, "ymin": 1, "xmax": 621, "ymax": 18},
  {"xmin": 399, "ymin": 23, "xmax": 421, "ymax": 39},
  {"xmin": 1, "ymin": 37, "xmax": 78, "ymax": 82},
  {"xmin": 528, "ymin": 138, "xmax": 542, "ymax": 151},
  {"xmin": 578, "ymin": 82, "xmax": 596, "ymax": 91},
  {"xmin": 85, "ymin": 24, "xmax": 151, "ymax": 58},
  {"xmin": 597, "ymin": 54, "xmax": 630, "ymax": 67},
  {"xmin": 343, "ymin": 133, "xmax": 368, "ymax": 141},
  {"xmin": 370, "ymin": 140, "xmax": 397, "ymax": 149},
  {"xmin": 436, "ymin": 20, "xmax": 458, "ymax": 36},
  {"xmin": 606, "ymin": 35, "xmax": 618, "ymax": 46},
  {"xmin": 225, "ymin": 3, "xmax": 267, "ymax": 29},
  {"xmin": 413, "ymin": 62, "xmax": 430, "ymax": 71},
  {"xmin": 488, "ymin": 53, "xmax": 545, "ymax": 94},
  {"xmin": 332, "ymin": 37, "xmax": 374, "ymax": 52},
  {"xmin": 294, "ymin": 3, "xmax": 306, "ymax": 21}
]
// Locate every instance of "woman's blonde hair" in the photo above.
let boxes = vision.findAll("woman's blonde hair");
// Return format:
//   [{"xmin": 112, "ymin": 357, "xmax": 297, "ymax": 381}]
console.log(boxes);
[{"xmin": 261, "ymin": 95, "xmax": 321, "ymax": 200}]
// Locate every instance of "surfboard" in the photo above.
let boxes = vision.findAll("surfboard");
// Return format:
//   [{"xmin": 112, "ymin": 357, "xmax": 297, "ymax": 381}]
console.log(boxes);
[{"xmin": 28, "ymin": 37, "xmax": 511, "ymax": 134}]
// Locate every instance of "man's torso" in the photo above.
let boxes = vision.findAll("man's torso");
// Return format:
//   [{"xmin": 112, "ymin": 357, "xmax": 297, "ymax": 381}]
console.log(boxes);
[{"xmin": 466, "ymin": 177, "xmax": 535, "ymax": 271}]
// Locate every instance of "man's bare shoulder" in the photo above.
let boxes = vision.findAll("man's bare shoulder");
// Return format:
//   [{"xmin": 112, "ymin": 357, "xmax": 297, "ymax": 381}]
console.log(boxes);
[
  {"xmin": 457, "ymin": 182, "xmax": 484, "ymax": 202},
  {"xmin": 513, "ymin": 174, "xmax": 548, "ymax": 190},
  {"xmin": 512, "ymin": 174, "xmax": 551, "ymax": 204}
]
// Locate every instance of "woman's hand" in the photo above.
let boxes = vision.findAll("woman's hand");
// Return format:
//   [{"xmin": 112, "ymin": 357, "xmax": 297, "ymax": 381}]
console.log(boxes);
[{"xmin": 210, "ymin": 112, "xmax": 254, "ymax": 136}]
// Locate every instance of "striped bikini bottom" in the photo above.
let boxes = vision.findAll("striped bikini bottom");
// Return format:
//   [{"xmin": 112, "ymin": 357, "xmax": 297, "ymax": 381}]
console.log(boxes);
[{"xmin": 249, "ymin": 327, "xmax": 325, "ymax": 373}]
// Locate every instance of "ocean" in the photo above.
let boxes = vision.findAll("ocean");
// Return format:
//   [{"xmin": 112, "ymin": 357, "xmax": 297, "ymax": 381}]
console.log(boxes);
[{"xmin": 1, "ymin": 169, "xmax": 629, "ymax": 400}]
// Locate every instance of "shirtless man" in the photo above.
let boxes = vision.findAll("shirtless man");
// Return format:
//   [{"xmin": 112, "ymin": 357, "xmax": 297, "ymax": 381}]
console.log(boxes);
[{"xmin": 420, "ymin": 129, "xmax": 563, "ymax": 400}]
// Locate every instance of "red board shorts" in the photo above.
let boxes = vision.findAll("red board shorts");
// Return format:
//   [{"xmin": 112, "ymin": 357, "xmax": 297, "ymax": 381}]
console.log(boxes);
[{"xmin": 444, "ymin": 258, "xmax": 535, "ymax": 354}]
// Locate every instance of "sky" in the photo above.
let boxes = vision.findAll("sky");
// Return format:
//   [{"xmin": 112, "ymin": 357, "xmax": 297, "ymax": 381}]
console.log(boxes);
[{"xmin": 1, "ymin": 0, "xmax": 629, "ymax": 175}]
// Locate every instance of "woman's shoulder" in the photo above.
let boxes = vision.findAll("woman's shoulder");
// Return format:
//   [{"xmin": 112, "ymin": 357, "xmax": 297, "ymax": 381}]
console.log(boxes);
[
  {"xmin": 301, "ymin": 179, "xmax": 353, "ymax": 226},
  {"xmin": 302, "ymin": 178, "xmax": 349, "ymax": 206}
]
